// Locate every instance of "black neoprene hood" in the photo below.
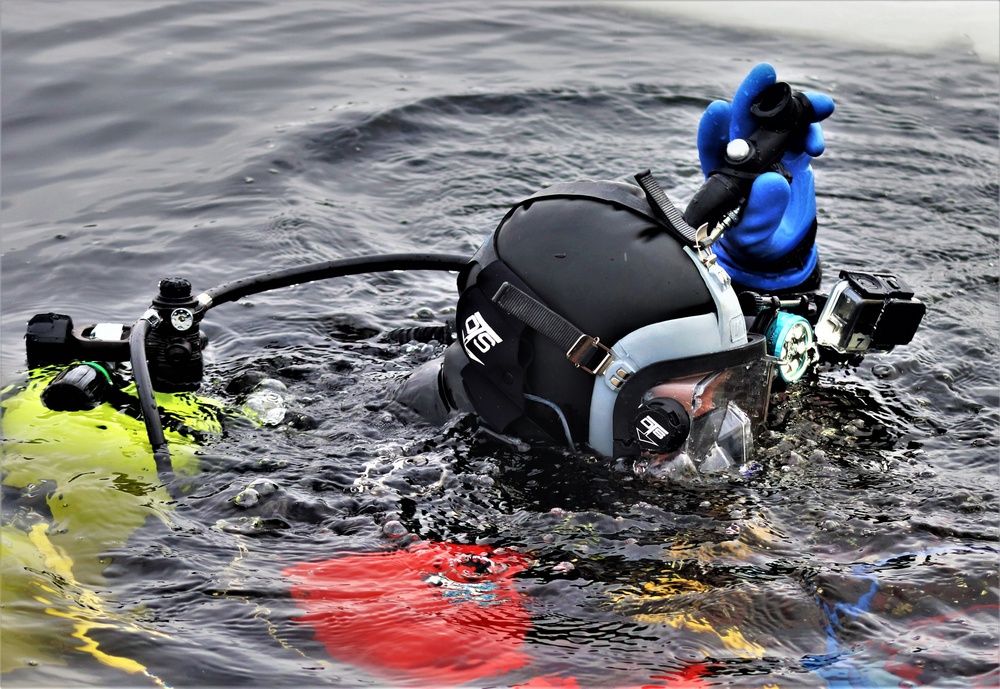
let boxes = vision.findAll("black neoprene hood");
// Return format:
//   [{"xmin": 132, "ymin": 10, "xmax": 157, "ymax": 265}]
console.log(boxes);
[
  {"xmin": 450, "ymin": 180, "xmax": 716, "ymax": 444},
  {"xmin": 494, "ymin": 184, "xmax": 713, "ymax": 341}
]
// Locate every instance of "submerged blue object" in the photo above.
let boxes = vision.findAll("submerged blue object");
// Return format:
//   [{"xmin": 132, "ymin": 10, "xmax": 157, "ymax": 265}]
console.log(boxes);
[
  {"xmin": 696, "ymin": 63, "xmax": 835, "ymax": 292},
  {"xmin": 808, "ymin": 545, "xmax": 1000, "ymax": 688}
]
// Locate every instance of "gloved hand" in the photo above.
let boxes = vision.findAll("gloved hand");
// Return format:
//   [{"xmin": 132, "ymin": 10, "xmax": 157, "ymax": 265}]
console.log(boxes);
[{"xmin": 696, "ymin": 63, "xmax": 835, "ymax": 292}]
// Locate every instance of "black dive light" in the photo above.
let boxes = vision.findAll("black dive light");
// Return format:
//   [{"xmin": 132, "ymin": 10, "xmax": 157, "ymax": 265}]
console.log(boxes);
[
  {"xmin": 683, "ymin": 81, "xmax": 815, "ymax": 230},
  {"xmin": 26, "ymin": 313, "xmax": 131, "ymax": 366},
  {"xmin": 39, "ymin": 362, "xmax": 116, "ymax": 411}
]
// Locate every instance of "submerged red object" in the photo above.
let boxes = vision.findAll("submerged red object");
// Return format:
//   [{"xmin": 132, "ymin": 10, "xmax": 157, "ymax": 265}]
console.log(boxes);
[
  {"xmin": 284, "ymin": 540, "xmax": 533, "ymax": 685},
  {"xmin": 511, "ymin": 663, "xmax": 711, "ymax": 689}
]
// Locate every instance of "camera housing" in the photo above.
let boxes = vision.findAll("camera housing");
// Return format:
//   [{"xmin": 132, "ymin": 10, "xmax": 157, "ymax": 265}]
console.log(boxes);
[{"xmin": 813, "ymin": 271, "xmax": 925, "ymax": 354}]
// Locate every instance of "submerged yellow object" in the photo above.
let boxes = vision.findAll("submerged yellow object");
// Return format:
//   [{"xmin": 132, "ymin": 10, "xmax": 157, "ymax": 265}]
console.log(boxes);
[
  {"xmin": 608, "ymin": 572, "xmax": 768, "ymax": 659},
  {"xmin": 1, "ymin": 366, "xmax": 223, "ymax": 677}
]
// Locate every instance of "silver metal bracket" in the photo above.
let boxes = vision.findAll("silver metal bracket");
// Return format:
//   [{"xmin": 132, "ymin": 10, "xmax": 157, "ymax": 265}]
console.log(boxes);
[{"xmin": 567, "ymin": 335, "xmax": 614, "ymax": 375}]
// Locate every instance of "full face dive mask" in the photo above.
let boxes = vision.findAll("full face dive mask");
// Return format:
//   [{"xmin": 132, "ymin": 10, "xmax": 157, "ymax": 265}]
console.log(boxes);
[{"xmin": 442, "ymin": 176, "xmax": 774, "ymax": 470}]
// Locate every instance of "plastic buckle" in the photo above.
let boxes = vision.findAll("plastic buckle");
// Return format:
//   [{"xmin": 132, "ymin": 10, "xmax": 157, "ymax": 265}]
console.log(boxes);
[{"xmin": 567, "ymin": 335, "xmax": 613, "ymax": 375}]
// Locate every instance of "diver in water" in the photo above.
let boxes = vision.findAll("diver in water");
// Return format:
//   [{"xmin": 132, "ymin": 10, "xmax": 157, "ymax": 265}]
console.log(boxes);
[
  {"xmin": 4, "ymin": 62, "xmax": 931, "ymax": 687},
  {"xmin": 16, "ymin": 62, "xmax": 923, "ymax": 471},
  {"xmin": 392, "ymin": 62, "xmax": 923, "ymax": 478},
  {"xmin": 392, "ymin": 62, "xmax": 850, "ymax": 478},
  {"xmin": 19, "ymin": 62, "xmax": 925, "ymax": 473}
]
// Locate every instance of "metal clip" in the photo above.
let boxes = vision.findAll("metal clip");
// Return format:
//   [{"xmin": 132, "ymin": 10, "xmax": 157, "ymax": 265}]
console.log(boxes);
[
  {"xmin": 693, "ymin": 223, "xmax": 719, "ymax": 267},
  {"xmin": 694, "ymin": 206, "xmax": 739, "ymax": 260},
  {"xmin": 695, "ymin": 222, "xmax": 724, "ymax": 249},
  {"xmin": 567, "ymin": 335, "xmax": 613, "ymax": 375}
]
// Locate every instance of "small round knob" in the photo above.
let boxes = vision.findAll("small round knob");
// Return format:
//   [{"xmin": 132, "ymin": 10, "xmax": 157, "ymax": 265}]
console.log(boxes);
[
  {"xmin": 158, "ymin": 277, "xmax": 192, "ymax": 300},
  {"xmin": 726, "ymin": 138, "xmax": 752, "ymax": 162}
]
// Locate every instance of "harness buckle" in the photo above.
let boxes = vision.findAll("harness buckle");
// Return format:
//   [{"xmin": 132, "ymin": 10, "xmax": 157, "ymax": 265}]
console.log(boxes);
[{"xmin": 567, "ymin": 335, "xmax": 613, "ymax": 375}]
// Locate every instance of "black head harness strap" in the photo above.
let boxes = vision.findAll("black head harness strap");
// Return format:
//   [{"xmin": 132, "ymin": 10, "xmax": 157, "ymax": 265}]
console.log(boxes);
[{"xmin": 491, "ymin": 282, "xmax": 612, "ymax": 375}]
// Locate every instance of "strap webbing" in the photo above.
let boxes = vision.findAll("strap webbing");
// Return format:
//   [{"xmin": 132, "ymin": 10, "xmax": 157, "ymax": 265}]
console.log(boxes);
[
  {"xmin": 492, "ymin": 282, "xmax": 613, "ymax": 375},
  {"xmin": 634, "ymin": 170, "xmax": 698, "ymax": 244}
]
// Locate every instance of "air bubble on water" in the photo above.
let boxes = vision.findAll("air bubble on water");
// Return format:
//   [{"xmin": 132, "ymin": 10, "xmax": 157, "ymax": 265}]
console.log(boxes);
[
  {"xmin": 872, "ymin": 363, "xmax": 898, "ymax": 379},
  {"xmin": 248, "ymin": 478, "xmax": 278, "ymax": 496},
  {"xmin": 645, "ymin": 453, "xmax": 698, "ymax": 481},
  {"xmin": 235, "ymin": 488, "xmax": 260, "ymax": 507},
  {"xmin": 382, "ymin": 520, "xmax": 408, "ymax": 538},
  {"xmin": 243, "ymin": 380, "xmax": 288, "ymax": 425},
  {"xmin": 809, "ymin": 449, "xmax": 828, "ymax": 463}
]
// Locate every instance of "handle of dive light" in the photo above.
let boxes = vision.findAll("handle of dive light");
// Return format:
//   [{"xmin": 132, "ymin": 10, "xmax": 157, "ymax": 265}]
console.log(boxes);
[{"xmin": 682, "ymin": 81, "xmax": 816, "ymax": 230}]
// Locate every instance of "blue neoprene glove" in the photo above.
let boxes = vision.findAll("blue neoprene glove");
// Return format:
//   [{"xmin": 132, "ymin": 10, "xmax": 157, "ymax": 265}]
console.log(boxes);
[{"xmin": 696, "ymin": 63, "xmax": 835, "ymax": 292}]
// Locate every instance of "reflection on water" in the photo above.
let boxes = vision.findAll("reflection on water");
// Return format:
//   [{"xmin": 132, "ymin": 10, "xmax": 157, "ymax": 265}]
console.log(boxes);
[
  {"xmin": 2, "ymin": 2, "xmax": 998, "ymax": 687},
  {"xmin": 622, "ymin": 1, "xmax": 1000, "ymax": 63}
]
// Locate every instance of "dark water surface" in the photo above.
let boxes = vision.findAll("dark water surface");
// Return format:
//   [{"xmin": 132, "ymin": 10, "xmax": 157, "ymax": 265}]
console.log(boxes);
[{"xmin": 2, "ymin": 2, "xmax": 998, "ymax": 688}]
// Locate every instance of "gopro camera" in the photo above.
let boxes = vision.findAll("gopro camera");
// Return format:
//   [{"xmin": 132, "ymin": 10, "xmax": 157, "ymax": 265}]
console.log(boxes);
[{"xmin": 814, "ymin": 271, "xmax": 925, "ymax": 354}]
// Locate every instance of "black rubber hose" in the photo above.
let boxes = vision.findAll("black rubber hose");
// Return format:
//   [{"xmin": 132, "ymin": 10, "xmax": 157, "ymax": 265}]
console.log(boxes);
[
  {"xmin": 130, "ymin": 252, "xmax": 471, "ymax": 461},
  {"xmin": 129, "ymin": 317, "xmax": 171, "ymax": 468},
  {"xmin": 200, "ymin": 253, "xmax": 471, "ymax": 309},
  {"xmin": 385, "ymin": 322, "xmax": 456, "ymax": 345}
]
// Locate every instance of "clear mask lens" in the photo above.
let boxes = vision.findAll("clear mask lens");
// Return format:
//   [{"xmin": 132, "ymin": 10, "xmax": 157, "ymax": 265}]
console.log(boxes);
[{"xmin": 637, "ymin": 357, "xmax": 771, "ymax": 477}]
